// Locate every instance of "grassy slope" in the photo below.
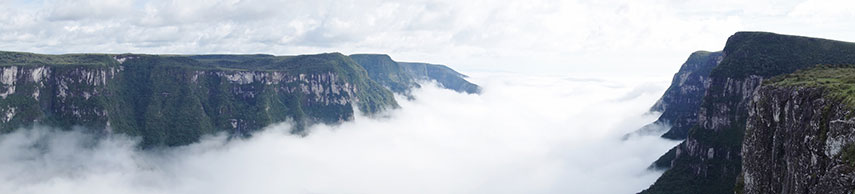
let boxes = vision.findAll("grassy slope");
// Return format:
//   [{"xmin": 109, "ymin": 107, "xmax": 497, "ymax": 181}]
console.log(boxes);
[
  {"xmin": 767, "ymin": 66, "xmax": 855, "ymax": 107},
  {"xmin": 711, "ymin": 32, "xmax": 855, "ymax": 79},
  {"xmin": 0, "ymin": 51, "xmax": 119, "ymax": 66}
]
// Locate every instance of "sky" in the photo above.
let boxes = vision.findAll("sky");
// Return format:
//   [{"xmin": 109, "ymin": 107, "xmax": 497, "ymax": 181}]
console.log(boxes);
[
  {"xmin": 1, "ymin": 0, "xmax": 854, "ymax": 77},
  {"xmin": 0, "ymin": 74, "xmax": 680, "ymax": 194}
]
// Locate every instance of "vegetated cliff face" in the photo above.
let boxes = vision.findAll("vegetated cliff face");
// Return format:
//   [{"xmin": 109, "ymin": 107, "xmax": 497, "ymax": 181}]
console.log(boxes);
[
  {"xmin": 742, "ymin": 67, "xmax": 855, "ymax": 194},
  {"xmin": 349, "ymin": 54, "xmax": 419, "ymax": 94},
  {"xmin": 349, "ymin": 54, "xmax": 481, "ymax": 94},
  {"xmin": 639, "ymin": 51, "xmax": 722, "ymax": 141},
  {"xmin": 398, "ymin": 62, "xmax": 481, "ymax": 94},
  {"xmin": 0, "ymin": 51, "xmax": 409, "ymax": 147},
  {"xmin": 641, "ymin": 32, "xmax": 855, "ymax": 194}
]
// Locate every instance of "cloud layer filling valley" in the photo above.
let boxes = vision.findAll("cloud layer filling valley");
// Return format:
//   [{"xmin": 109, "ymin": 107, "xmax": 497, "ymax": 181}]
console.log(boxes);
[{"xmin": 0, "ymin": 73, "xmax": 678, "ymax": 194}]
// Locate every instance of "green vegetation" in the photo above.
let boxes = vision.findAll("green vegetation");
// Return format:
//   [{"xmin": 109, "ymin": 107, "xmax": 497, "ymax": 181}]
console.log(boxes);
[
  {"xmin": 192, "ymin": 53, "xmax": 400, "ymax": 113},
  {"xmin": 734, "ymin": 173, "xmax": 746, "ymax": 194},
  {"xmin": 767, "ymin": 67, "xmax": 855, "ymax": 162},
  {"xmin": 711, "ymin": 32, "xmax": 855, "ymax": 79},
  {"xmin": 642, "ymin": 123, "xmax": 746, "ymax": 194},
  {"xmin": 0, "ymin": 50, "xmax": 479, "ymax": 147},
  {"xmin": 650, "ymin": 147, "xmax": 676, "ymax": 170},
  {"xmin": 655, "ymin": 50, "xmax": 722, "ymax": 139},
  {"xmin": 346, "ymin": 55, "xmax": 481, "ymax": 94},
  {"xmin": 767, "ymin": 66, "xmax": 855, "ymax": 107},
  {"xmin": 647, "ymin": 32, "xmax": 855, "ymax": 194},
  {"xmin": 398, "ymin": 62, "xmax": 481, "ymax": 94},
  {"xmin": 841, "ymin": 144, "xmax": 855, "ymax": 167},
  {"xmin": 0, "ymin": 51, "xmax": 400, "ymax": 147},
  {"xmin": 0, "ymin": 51, "xmax": 118, "ymax": 66},
  {"xmin": 349, "ymin": 54, "xmax": 418, "ymax": 94}
]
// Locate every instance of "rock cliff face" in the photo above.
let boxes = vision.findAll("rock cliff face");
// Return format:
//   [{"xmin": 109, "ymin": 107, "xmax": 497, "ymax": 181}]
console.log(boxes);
[
  {"xmin": 741, "ymin": 67, "xmax": 855, "ymax": 194},
  {"xmin": 349, "ymin": 54, "xmax": 481, "ymax": 94},
  {"xmin": 0, "ymin": 51, "xmax": 478, "ymax": 147},
  {"xmin": 642, "ymin": 32, "xmax": 855, "ymax": 194},
  {"xmin": 639, "ymin": 51, "xmax": 722, "ymax": 140},
  {"xmin": 644, "ymin": 75, "xmax": 762, "ymax": 194},
  {"xmin": 349, "ymin": 54, "xmax": 419, "ymax": 94},
  {"xmin": 398, "ymin": 62, "xmax": 481, "ymax": 94}
]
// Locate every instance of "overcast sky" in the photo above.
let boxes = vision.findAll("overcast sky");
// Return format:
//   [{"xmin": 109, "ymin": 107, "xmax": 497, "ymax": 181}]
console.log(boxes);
[{"xmin": 1, "ymin": 0, "xmax": 854, "ymax": 76}]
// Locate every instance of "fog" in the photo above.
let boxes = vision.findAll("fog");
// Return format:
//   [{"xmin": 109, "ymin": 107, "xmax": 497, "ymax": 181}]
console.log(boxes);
[{"xmin": 0, "ymin": 73, "xmax": 679, "ymax": 194}]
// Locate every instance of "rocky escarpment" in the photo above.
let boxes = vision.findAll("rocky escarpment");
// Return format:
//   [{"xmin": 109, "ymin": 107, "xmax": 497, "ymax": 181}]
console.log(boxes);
[
  {"xmin": 349, "ymin": 54, "xmax": 420, "ymax": 94},
  {"xmin": 399, "ymin": 62, "xmax": 481, "ymax": 94},
  {"xmin": 642, "ymin": 32, "xmax": 855, "ymax": 194},
  {"xmin": 638, "ymin": 51, "xmax": 722, "ymax": 141},
  {"xmin": 741, "ymin": 67, "xmax": 855, "ymax": 194},
  {"xmin": 644, "ymin": 75, "xmax": 763, "ymax": 194},
  {"xmin": 0, "ymin": 52, "xmax": 420, "ymax": 147},
  {"xmin": 349, "ymin": 54, "xmax": 481, "ymax": 94}
]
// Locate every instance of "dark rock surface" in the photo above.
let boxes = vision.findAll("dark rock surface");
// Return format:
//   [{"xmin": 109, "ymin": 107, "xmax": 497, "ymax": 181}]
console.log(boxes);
[
  {"xmin": 640, "ymin": 51, "xmax": 722, "ymax": 140},
  {"xmin": 643, "ymin": 31, "xmax": 855, "ymax": 194},
  {"xmin": 742, "ymin": 84, "xmax": 855, "ymax": 194}
]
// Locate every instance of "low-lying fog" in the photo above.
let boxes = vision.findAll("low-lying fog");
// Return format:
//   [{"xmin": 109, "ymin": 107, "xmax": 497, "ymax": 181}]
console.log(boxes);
[{"xmin": 0, "ymin": 73, "xmax": 680, "ymax": 194}]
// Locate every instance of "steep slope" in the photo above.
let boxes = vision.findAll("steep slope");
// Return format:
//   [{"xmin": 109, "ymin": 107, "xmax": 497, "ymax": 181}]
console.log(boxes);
[
  {"xmin": 742, "ymin": 67, "xmax": 855, "ymax": 194},
  {"xmin": 349, "ymin": 54, "xmax": 481, "ymax": 94},
  {"xmin": 0, "ymin": 51, "xmax": 398, "ymax": 147},
  {"xmin": 349, "ymin": 54, "xmax": 419, "ymax": 94},
  {"xmin": 399, "ymin": 62, "xmax": 481, "ymax": 94},
  {"xmin": 638, "ymin": 51, "xmax": 722, "ymax": 141},
  {"xmin": 642, "ymin": 32, "xmax": 855, "ymax": 194}
]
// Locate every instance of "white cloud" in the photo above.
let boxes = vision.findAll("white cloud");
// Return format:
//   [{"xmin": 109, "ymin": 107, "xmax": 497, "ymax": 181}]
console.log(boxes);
[
  {"xmin": 2, "ymin": 0, "xmax": 851, "ymax": 77},
  {"xmin": 0, "ymin": 73, "xmax": 678, "ymax": 194},
  {"xmin": 789, "ymin": 0, "xmax": 855, "ymax": 19},
  {"xmin": 7, "ymin": 0, "xmax": 841, "ymax": 76}
]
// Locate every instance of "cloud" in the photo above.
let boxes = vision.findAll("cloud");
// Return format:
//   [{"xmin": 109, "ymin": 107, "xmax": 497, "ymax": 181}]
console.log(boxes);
[
  {"xmin": 2, "ymin": 0, "xmax": 854, "ymax": 77},
  {"xmin": 0, "ymin": 0, "xmax": 764, "ymax": 76},
  {"xmin": 5, "ymin": 0, "xmax": 854, "ymax": 77},
  {"xmin": 0, "ymin": 73, "xmax": 678, "ymax": 194},
  {"xmin": 789, "ymin": 0, "xmax": 855, "ymax": 19}
]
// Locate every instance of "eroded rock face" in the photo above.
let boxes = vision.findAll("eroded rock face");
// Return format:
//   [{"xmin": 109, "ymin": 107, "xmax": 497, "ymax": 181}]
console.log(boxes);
[
  {"xmin": 642, "ymin": 75, "xmax": 764, "ymax": 194},
  {"xmin": 0, "ymin": 55, "xmax": 395, "ymax": 147},
  {"xmin": 349, "ymin": 54, "xmax": 419, "ymax": 94},
  {"xmin": 643, "ymin": 31, "xmax": 855, "ymax": 194},
  {"xmin": 398, "ymin": 62, "xmax": 482, "ymax": 94},
  {"xmin": 0, "ymin": 66, "xmax": 19, "ymax": 98},
  {"xmin": 639, "ymin": 51, "xmax": 723, "ymax": 140},
  {"xmin": 742, "ymin": 86, "xmax": 855, "ymax": 194},
  {"xmin": 208, "ymin": 71, "xmax": 358, "ymax": 106},
  {"xmin": 349, "ymin": 54, "xmax": 481, "ymax": 94}
]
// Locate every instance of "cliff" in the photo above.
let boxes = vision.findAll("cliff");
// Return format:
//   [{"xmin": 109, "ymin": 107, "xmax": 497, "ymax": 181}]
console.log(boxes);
[
  {"xmin": 741, "ymin": 67, "xmax": 855, "ymax": 194},
  {"xmin": 639, "ymin": 51, "xmax": 722, "ymax": 140},
  {"xmin": 642, "ymin": 32, "xmax": 855, "ymax": 194},
  {"xmin": 0, "ymin": 51, "xmax": 477, "ymax": 148},
  {"xmin": 349, "ymin": 54, "xmax": 419, "ymax": 94},
  {"xmin": 398, "ymin": 62, "xmax": 481, "ymax": 94},
  {"xmin": 349, "ymin": 54, "xmax": 481, "ymax": 94}
]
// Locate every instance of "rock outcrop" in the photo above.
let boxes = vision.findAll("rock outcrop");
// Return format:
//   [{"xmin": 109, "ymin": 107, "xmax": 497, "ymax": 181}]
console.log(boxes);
[
  {"xmin": 638, "ymin": 51, "xmax": 722, "ymax": 141},
  {"xmin": 398, "ymin": 62, "xmax": 481, "ymax": 94},
  {"xmin": 349, "ymin": 54, "xmax": 419, "ymax": 94},
  {"xmin": 0, "ymin": 51, "xmax": 477, "ymax": 147},
  {"xmin": 642, "ymin": 32, "xmax": 855, "ymax": 194},
  {"xmin": 741, "ymin": 67, "xmax": 855, "ymax": 194},
  {"xmin": 349, "ymin": 54, "xmax": 481, "ymax": 94}
]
